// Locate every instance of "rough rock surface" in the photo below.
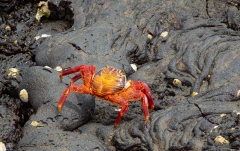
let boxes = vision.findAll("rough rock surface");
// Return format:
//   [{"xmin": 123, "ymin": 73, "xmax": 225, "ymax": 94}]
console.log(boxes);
[
  {"xmin": 0, "ymin": 1, "xmax": 74, "ymax": 150},
  {"xmin": 1, "ymin": 0, "xmax": 240, "ymax": 151},
  {"xmin": 18, "ymin": 66, "xmax": 95, "ymax": 130},
  {"xmin": 107, "ymin": 19, "xmax": 240, "ymax": 150}
]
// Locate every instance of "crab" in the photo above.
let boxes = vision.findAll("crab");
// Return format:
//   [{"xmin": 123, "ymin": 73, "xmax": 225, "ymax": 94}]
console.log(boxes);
[{"xmin": 57, "ymin": 64, "xmax": 154, "ymax": 126}]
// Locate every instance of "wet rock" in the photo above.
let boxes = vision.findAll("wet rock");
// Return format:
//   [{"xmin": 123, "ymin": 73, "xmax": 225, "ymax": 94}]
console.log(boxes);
[{"xmin": 18, "ymin": 66, "xmax": 95, "ymax": 130}]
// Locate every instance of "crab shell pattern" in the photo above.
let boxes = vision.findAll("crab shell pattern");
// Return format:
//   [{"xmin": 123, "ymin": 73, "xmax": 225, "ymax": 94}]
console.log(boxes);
[{"xmin": 91, "ymin": 66, "xmax": 126, "ymax": 96}]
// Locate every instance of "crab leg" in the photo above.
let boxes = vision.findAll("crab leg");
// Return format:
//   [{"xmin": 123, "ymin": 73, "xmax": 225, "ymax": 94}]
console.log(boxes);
[
  {"xmin": 140, "ymin": 82, "xmax": 155, "ymax": 111},
  {"xmin": 127, "ymin": 91, "xmax": 150, "ymax": 125},
  {"xmin": 60, "ymin": 65, "xmax": 86, "ymax": 82},
  {"xmin": 70, "ymin": 74, "xmax": 82, "ymax": 85},
  {"xmin": 142, "ymin": 94, "xmax": 149, "ymax": 125},
  {"xmin": 114, "ymin": 104, "xmax": 129, "ymax": 127},
  {"xmin": 58, "ymin": 88, "xmax": 70, "ymax": 113},
  {"xmin": 117, "ymin": 81, "xmax": 154, "ymax": 125},
  {"xmin": 58, "ymin": 84, "xmax": 90, "ymax": 113},
  {"xmin": 106, "ymin": 96, "xmax": 129, "ymax": 126},
  {"xmin": 58, "ymin": 65, "xmax": 96, "ymax": 113},
  {"xmin": 60, "ymin": 65, "xmax": 96, "ymax": 85}
]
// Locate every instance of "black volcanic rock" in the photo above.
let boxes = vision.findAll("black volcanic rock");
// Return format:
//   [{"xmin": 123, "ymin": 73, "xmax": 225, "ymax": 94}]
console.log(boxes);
[
  {"xmin": 18, "ymin": 66, "xmax": 95, "ymax": 130},
  {"xmin": 1, "ymin": 0, "xmax": 240, "ymax": 151}
]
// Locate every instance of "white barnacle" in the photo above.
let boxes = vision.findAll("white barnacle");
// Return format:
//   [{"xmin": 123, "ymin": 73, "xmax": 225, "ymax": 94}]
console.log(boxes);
[
  {"xmin": 31, "ymin": 121, "xmax": 39, "ymax": 127},
  {"xmin": 34, "ymin": 35, "xmax": 41, "ymax": 40},
  {"xmin": 210, "ymin": 125, "xmax": 219, "ymax": 133},
  {"xmin": 173, "ymin": 79, "xmax": 182, "ymax": 86},
  {"xmin": 130, "ymin": 64, "xmax": 137, "ymax": 71},
  {"xmin": 160, "ymin": 31, "xmax": 168, "ymax": 38},
  {"xmin": 237, "ymin": 90, "xmax": 240, "ymax": 97},
  {"xmin": 214, "ymin": 135, "xmax": 229, "ymax": 145},
  {"xmin": 34, "ymin": 34, "xmax": 51, "ymax": 40},
  {"xmin": 142, "ymin": 28, "xmax": 146, "ymax": 34},
  {"xmin": 0, "ymin": 142, "xmax": 6, "ymax": 151},
  {"xmin": 148, "ymin": 34, "xmax": 153, "ymax": 40},
  {"xmin": 35, "ymin": 1, "xmax": 50, "ymax": 21},
  {"xmin": 191, "ymin": 92, "xmax": 198, "ymax": 97},
  {"xmin": 8, "ymin": 68, "xmax": 19, "ymax": 78},
  {"xmin": 54, "ymin": 66, "xmax": 62, "ymax": 72},
  {"xmin": 233, "ymin": 110, "xmax": 240, "ymax": 115},
  {"xmin": 44, "ymin": 66, "xmax": 52, "ymax": 70},
  {"xmin": 220, "ymin": 113, "xmax": 226, "ymax": 117},
  {"xmin": 5, "ymin": 25, "xmax": 11, "ymax": 31},
  {"xmin": 13, "ymin": 40, "xmax": 18, "ymax": 45},
  {"xmin": 41, "ymin": 34, "xmax": 51, "ymax": 38},
  {"xmin": 19, "ymin": 89, "xmax": 28, "ymax": 102}
]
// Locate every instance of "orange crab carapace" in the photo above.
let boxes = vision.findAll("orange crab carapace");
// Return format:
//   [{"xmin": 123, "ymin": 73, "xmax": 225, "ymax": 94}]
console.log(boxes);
[{"xmin": 57, "ymin": 64, "xmax": 154, "ymax": 126}]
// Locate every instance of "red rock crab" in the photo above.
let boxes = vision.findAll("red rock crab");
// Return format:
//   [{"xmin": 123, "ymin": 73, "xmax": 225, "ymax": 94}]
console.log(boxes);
[{"xmin": 57, "ymin": 64, "xmax": 154, "ymax": 126}]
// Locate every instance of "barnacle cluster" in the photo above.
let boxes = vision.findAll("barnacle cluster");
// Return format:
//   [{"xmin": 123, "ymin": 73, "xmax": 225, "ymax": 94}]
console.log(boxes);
[
  {"xmin": 35, "ymin": 1, "xmax": 50, "ymax": 21},
  {"xmin": 8, "ymin": 68, "xmax": 19, "ymax": 78},
  {"xmin": 214, "ymin": 136, "xmax": 229, "ymax": 145}
]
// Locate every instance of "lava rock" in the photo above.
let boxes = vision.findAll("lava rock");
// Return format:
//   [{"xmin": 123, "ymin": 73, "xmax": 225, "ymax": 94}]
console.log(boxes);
[
  {"xmin": 0, "ymin": 94, "xmax": 29, "ymax": 151},
  {"xmin": 0, "ymin": 0, "xmax": 17, "ymax": 13},
  {"xmin": 110, "ymin": 19, "xmax": 240, "ymax": 151},
  {"xmin": 34, "ymin": 21, "xmax": 132, "ymax": 73},
  {"xmin": 1, "ymin": 0, "xmax": 240, "ymax": 151},
  {"xmin": 18, "ymin": 126, "xmax": 108, "ymax": 151},
  {"xmin": 18, "ymin": 66, "xmax": 95, "ymax": 130},
  {"xmin": 48, "ymin": 0, "xmax": 73, "ymax": 21}
]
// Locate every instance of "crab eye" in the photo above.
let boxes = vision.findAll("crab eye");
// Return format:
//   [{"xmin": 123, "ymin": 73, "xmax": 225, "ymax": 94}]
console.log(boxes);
[{"xmin": 124, "ymin": 81, "xmax": 131, "ymax": 89}]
